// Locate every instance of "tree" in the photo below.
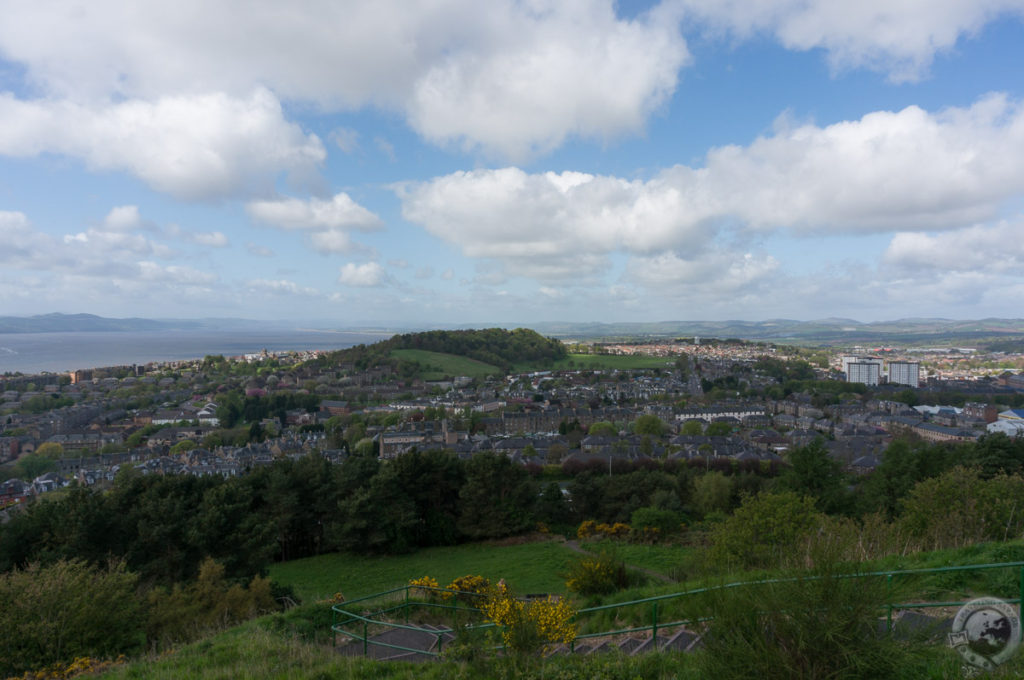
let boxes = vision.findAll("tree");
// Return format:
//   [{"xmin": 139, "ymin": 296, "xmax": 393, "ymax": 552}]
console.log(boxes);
[
  {"xmin": 0, "ymin": 560, "xmax": 144, "ymax": 676},
  {"xmin": 588, "ymin": 421, "xmax": 617, "ymax": 436},
  {"xmin": 705, "ymin": 421, "xmax": 732, "ymax": 437},
  {"xmin": 458, "ymin": 452, "xmax": 536, "ymax": 539},
  {"xmin": 633, "ymin": 414, "xmax": 666, "ymax": 437},
  {"xmin": 680, "ymin": 420, "xmax": 703, "ymax": 436},
  {"xmin": 34, "ymin": 442, "xmax": 65, "ymax": 458},
  {"xmin": 691, "ymin": 471, "xmax": 732, "ymax": 516},
  {"xmin": 709, "ymin": 491, "xmax": 823, "ymax": 570},
  {"xmin": 774, "ymin": 439, "xmax": 850, "ymax": 515}
]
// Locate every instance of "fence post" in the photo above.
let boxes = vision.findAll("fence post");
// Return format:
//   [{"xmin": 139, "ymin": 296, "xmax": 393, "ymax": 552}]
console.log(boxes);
[
  {"xmin": 1019, "ymin": 567, "xmax": 1024, "ymax": 642},
  {"xmin": 331, "ymin": 606, "xmax": 336, "ymax": 647},
  {"xmin": 363, "ymin": 619, "xmax": 368, "ymax": 656},
  {"xmin": 652, "ymin": 601, "xmax": 659, "ymax": 646},
  {"xmin": 405, "ymin": 587, "xmax": 410, "ymax": 625},
  {"xmin": 886, "ymin": 573, "xmax": 894, "ymax": 633}
]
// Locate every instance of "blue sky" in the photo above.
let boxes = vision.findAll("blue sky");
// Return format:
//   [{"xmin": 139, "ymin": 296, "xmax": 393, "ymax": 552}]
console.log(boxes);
[{"xmin": 1, "ymin": 1, "xmax": 1024, "ymax": 326}]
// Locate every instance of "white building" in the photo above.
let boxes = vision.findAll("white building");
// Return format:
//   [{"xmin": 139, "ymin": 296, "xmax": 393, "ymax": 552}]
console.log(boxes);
[
  {"xmin": 847, "ymin": 361, "xmax": 881, "ymax": 386},
  {"xmin": 844, "ymin": 356, "xmax": 884, "ymax": 386},
  {"xmin": 887, "ymin": 361, "xmax": 920, "ymax": 388}
]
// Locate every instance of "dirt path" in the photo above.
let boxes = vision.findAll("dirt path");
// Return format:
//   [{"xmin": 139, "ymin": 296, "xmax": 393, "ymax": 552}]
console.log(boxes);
[{"xmin": 563, "ymin": 539, "xmax": 674, "ymax": 584}]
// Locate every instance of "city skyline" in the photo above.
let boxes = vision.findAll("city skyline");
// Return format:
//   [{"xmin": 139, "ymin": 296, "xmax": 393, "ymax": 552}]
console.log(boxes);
[{"xmin": 2, "ymin": 1, "xmax": 1024, "ymax": 324}]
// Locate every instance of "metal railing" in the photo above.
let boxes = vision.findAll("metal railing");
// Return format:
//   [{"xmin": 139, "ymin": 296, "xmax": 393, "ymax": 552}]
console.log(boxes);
[{"xmin": 330, "ymin": 560, "xmax": 1024, "ymax": 658}]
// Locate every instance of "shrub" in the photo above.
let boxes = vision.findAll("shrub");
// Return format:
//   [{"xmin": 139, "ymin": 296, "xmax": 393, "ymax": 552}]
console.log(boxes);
[
  {"xmin": 0, "ymin": 559, "xmax": 144, "ymax": 676},
  {"xmin": 408, "ymin": 575, "xmax": 439, "ymax": 598},
  {"xmin": 564, "ymin": 551, "xmax": 629, "ymax": 596},
  {"xmin": 443, "ymin": 574, "xmax": 491, "ymax": 603},
  {"xmin": 481, "ymin": 582, "xmax": 577, "ymax": 654},
  {"xmin": 687, "ymin": 560, "xmax": 932, "ymax": 680}
]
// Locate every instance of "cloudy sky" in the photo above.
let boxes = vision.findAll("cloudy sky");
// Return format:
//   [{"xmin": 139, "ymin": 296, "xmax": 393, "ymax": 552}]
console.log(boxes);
[{"xmin": 2, "ymin": 1, "xmax": 1023, "ymax": 325}]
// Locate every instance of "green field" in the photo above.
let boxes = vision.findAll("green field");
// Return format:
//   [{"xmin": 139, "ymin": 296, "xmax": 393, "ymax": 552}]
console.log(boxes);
[
  {"xmin": 391, "ymin": 349, "xmax": 502, "ymax": 380},
  {"xmin": 548, "ymin": 353, "xmax": 675, "ymax": 371},
  {"xmin": 269, "ymin": 540, "xmax": 578, "ymax": 601}
]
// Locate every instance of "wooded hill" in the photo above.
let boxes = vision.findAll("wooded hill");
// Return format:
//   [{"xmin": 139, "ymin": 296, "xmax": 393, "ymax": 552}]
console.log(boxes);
[{"xmin": 316, "ymin": 327, "xmax": 567, "ymax": 375}]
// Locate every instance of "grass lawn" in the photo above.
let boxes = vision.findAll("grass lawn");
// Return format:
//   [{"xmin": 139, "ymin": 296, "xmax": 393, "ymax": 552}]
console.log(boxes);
[
  {"xmin": 582, "ymin": 539, "xmax": 690, "ymax": 578},
  {"xmin": 390, "ymin": 349, "xmax": 502, "ymax": 380},
  {"xmin": 546, "ymin": 353, "xmax": 675, "ymax": 371},
  {"xmin": 269, "ymin": 539, "xmax": 577, "ymax": 601}
]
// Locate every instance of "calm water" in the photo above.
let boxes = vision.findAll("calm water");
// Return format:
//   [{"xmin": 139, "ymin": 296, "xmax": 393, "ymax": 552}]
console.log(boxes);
[{"xmin": 0, "ymin": 329, "xmax": 392, "ymax": 374}]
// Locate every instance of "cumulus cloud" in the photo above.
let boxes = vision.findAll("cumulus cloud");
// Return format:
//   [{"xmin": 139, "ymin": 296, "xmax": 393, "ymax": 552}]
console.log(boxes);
[
  {"xmin": 0, "ymin": 1, "xmax": 688, "ymax": 161},
  {"xmin": 679, "ymin": 0, "xmax": 1024, "ymax": 82},
  {"xmin": 883, "ymin": 219, "xmax": 1024, "ymax": 273},
  {"xmin": 247, "ymin": 192, "xmax": 383, "ymax": 254},
  {"xmin": 0, "ymin": 89, "xmax": 325, "ymax": 200},
  {"xmin": 246, "ymin": 278, "xmax": 319, "ymax": 296},
  {"xmin": 338, "ymin": 261, "xmax": 388, "ymax": 287},
  {"xmin": 247, "ymin": 192, "xmax": 382, "ymax": 231},
  {"xmin": 102, "ymin": 205, "xmax": 144, "ymax": 231},
  {"xmin": 407, "ymin": 2, "xmax": 687, "ymax": 158},
  {"xmin": 0, "ymin": 208, "xmax": 222, "ymax": 307},
  {"xmin": 402, "ymin": 95, "xmax": 1024, "ymax": 263}
]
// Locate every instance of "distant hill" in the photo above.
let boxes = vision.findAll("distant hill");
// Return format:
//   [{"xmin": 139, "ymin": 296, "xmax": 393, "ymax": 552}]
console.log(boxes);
[
  {"xmin": 5, "ymin": 313, "xmax": 1024, "ymax": 349},
  {"xmin": 529, "ymin": 318, "xmax": 1024, "ymax": 347},
  {"xmin": 0, "ymin": 313, "xmax": 270, "ymax": 334}
]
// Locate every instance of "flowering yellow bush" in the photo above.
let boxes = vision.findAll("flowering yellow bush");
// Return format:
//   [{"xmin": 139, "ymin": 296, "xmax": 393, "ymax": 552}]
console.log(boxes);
[
  {"xmin": 443, "ymin": 574, "xmax": 491, "ymax": 601},
  {"xmin": 13, "ymin": 654, "xmax": 127, "ymax": 680},
  {"xmin": 408, "ymin": 576, "xmax": 439, "ymax": 598},
  {"xmin": 481, "ymin": 584, "xmax": 576, "ymax": 653},
  {"xmin": 577, "ymin": 520, "xmax": 632, "ymax": 540},
  {"xmin": 318, "ymin": 591, "xmax": 346, "ymax": 605}
]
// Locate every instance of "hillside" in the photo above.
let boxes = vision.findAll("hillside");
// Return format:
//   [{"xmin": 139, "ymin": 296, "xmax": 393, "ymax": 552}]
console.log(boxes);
[
  {"xmin": 390, "ymin": 349, "xmax": 502, "ymax": 381},
  {"xmin": 316, "ymin": 327, "xmax": 567, "ymax": 375}
]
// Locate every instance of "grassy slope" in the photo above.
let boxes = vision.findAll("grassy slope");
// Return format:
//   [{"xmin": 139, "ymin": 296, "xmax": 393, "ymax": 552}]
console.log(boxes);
[
  {"xmin": 547, "ymin": 353, "xmax": 675, "ymax": 371},
  {"xmin": 95, "ymin": 539, "xmax": 1024, "ymax": 680},
  {"xmin": 268, "ymin": 540, "xmax": 577, "ymax": 601},
  {"xmin": 390, "ymin": 349, "xmax": 501, "ymax": 380}
]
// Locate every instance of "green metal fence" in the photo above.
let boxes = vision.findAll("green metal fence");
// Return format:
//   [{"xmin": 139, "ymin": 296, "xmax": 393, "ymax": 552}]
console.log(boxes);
[{"xmin": 330, "ymin": 560, "xmax": 1024, "ymax": 658}]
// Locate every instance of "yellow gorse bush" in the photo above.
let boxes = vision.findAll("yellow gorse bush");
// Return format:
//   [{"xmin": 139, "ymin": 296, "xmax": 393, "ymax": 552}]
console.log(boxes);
[
  {"xmin": 481, "ymin": 582, "xmax": 577, "ymax": 653},
  {"xmin": 408, "ymin": 576, "xmax": 439, "ymax": 598},
  {"xmin": 443, "ymin": 574, "xmax": 490, "ymax": 601}
]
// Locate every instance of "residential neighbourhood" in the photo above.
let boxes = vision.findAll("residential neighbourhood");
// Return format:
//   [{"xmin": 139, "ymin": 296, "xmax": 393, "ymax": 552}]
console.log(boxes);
[{"xmin": 3, "ymin": 337, "xmax": 1024, "ymax": 510}]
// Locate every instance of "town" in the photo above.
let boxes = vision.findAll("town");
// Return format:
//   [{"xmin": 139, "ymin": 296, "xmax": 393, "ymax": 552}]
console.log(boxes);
[{"xmin": 4, "ymin": 331, "xmax": 1024, "ymax": 508}]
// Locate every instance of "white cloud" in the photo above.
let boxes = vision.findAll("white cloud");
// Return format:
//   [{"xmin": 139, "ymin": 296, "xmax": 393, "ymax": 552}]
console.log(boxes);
[
  {"xmin": 247, "ymin": 192, "xmax": 382, "ymax": 231},
  {"xmin": 191, "ymin": 231, "xmax": 229, "ymax": 248},
  {"xmin": 247, "ymin": 243, "xmax": 275, "ymax": 257},
  {"xmin": 0, "ymin": 1, "xmax": 689, "ymax": 161},
  {"xmin": 883, "ymin": 219, "xmax": 1024, "ymax": 273},
  {"xmin": 679, "ymin": 0, "xmax": 1024, "ymax": 82},
  {"xmin": 138, "ymin": 261, "xmax": 217, "ymax": 285},
  {"xmin": 414, "ymin": 265, "xmax": 434, "ymax": 279},
  {"xmin": 330, "ymin": 127, "xmax": 360, "ymax": 153},
  {"xmin": 625, "ymin": 251, "xmax": 780, "ymax": 296},
  {"xmin": 102, "ymin": 205, "xmax": 143, "ymax": 231},
  {"xmin": 246, "ymin": 278, "xmax": 319, "ymax": 296},
  {"xmin": 0, "ymin": 89, "xmax": 325, "ymax": 200},
  {"xmin": 248, "ymin": 192, "xmax": 383, "ymax": 255},
  {"xmin": 338, "ymin": 261, "xmax": 388, "ymax": 287},
  {"xmin": 402, "ymin": 95, "xmax": 1024, "ymax": 265},
  {"xmin": 408, "ymin": 2, "xmax": 687, "ymax": 158}
]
